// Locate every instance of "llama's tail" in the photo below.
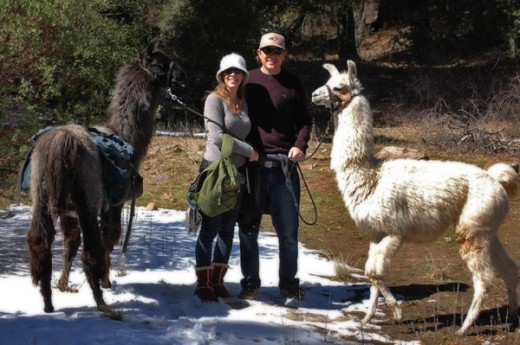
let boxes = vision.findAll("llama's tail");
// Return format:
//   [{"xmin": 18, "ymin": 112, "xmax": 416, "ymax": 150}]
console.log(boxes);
[
  {"xmin": 28, "ymin": 125, "xmax": 101, "ymax": 288},
  {"xmin": 487, "ymin": 163, "xmax": 520, "ymax": 196},
  {"xmin": 30, "ymin": 125, "xmax": 102, "ymax": 213}
]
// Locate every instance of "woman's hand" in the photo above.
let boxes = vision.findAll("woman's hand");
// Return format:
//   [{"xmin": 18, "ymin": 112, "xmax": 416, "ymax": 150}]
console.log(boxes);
[{"xmin": 249, "ymin": 150, "xmax": 259, "ymax": 161}]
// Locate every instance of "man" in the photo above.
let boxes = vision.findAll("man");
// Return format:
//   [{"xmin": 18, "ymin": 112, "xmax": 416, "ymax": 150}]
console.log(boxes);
[{"xmin": 238, "ymin": 32, "xmax": 312, "ymax": 302}]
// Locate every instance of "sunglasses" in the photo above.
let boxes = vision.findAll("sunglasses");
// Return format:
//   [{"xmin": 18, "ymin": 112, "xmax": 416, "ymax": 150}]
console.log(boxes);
[
  {"xmin": 223, "ymin": 68, "xmax": 243, "ymax": 75},
  {"xmin": 261, "ymin": 47, "xmax": 284, "ymax": 55}
]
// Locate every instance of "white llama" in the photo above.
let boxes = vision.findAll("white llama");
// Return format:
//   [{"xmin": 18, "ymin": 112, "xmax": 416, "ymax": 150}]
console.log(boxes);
[{"xmin": 311, "ymin": 60, "xmax": 519, "ymax": 335}]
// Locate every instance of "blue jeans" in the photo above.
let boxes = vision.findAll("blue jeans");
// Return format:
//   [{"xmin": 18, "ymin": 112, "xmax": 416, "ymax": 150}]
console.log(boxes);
[
  {"xmin": 194, "ymin": 165, "xmax": 245, "ymax": 268},
  {"xmin": 238, "ymin": 163, "xmax": 300, "ymax": 290}
]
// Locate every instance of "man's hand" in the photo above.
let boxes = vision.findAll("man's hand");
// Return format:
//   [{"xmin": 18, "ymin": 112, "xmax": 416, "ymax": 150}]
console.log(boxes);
[{"xmin": 288, "ymin": 147, "xmax": 305, "ymax": 162}]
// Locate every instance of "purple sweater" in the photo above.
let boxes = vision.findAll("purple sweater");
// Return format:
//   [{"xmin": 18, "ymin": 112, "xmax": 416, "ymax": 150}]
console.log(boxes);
[{"xmin": 245, "ymin": 68, "xmax": 312, "ymax": 155}]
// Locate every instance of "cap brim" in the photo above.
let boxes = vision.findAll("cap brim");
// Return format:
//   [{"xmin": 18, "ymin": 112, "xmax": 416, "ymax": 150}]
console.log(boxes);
[{"xmin": 259, "ymin": 43, "xmax": 285, "ymax": 49}]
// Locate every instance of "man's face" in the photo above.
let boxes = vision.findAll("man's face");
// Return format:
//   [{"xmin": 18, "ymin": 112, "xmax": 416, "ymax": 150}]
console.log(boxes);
[{"xmin": 257, "ymin": 46, "xmax": 287, "ymax": 73}]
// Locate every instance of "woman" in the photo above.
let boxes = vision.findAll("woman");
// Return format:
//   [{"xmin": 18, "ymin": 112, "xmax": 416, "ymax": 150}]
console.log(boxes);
[{"xmin": 194, "ymin": 53, "xmax": 259, "ymax": 302}]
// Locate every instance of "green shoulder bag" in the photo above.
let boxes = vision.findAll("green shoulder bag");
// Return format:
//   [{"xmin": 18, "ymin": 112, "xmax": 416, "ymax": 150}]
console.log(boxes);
[{"xmin": 189, "ymin": 134, "xmax": 241, "ymax": 217}]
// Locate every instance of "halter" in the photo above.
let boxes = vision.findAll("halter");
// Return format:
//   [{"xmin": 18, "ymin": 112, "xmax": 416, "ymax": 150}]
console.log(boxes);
[
  {"xmin": 141, "ymin": 60, "xmax": 173, "ymax": 87},
  {"xmin": 166, "ymin": 61, "xmax": 175, "ymax": 88},
  {"xmin": 324, "ymin": 84, "xmax": 344, "ymax": 112}
]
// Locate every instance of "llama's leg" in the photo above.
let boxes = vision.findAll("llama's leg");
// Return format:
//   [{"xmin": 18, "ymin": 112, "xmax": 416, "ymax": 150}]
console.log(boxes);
[
  {"xmin": 57, "ymin": 216, "xmax": 81, "ymax": 292},
  {"xmin": 76, "ymin": 204, "xmax": 108, "ymax": 311},
  {"xmin": 100, "ymin": 204, "xmax": 123, "ymax": 288},
  {"xmin": 458, "ymin": 277, "xmax": 488, "ymax": 335},
  {"xmin": 490, "ymin": 235, "xmax": 519, "ymax": 324},
  {"xmin": 78, "ymin": 207, "xmax": 122, "ymax": 319},
  {"xmin": 457, "ymin": 234, "xmax": 495, "ymax": 335},
  {"xmin": 374, "ymin": 280, "xmax": 403, "ymax": 321},
  {"xmin": 79, "ymin": 211, "xmax": 124, "ymax": 320},
  {"xmin": 72, "ymin": 156, "xmax": 121, "ymax": 319},
  {"xmin": 362, "ymin": 235, "xmax": 403, "ymax": 324},
  {"xmin": 364, "ymin": 284, "xmax": 380, "ymax": 324},
  {"xmin": 26, "ymin": 201, "xmax": 56, "ymax": 313}
]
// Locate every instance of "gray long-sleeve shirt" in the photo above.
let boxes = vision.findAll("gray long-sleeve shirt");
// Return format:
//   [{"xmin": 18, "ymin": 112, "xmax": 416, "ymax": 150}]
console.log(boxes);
[{"xmin": 203, "ymin": 93, "xmax": 254, "ymax": 168}]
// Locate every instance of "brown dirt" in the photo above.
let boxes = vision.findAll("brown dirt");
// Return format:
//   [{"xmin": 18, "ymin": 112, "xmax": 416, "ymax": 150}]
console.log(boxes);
[
  {"xmin": 135, "ymin": 131, "xmax": 520, "ymax": 344},
  {"xmin": 3, "ymin": 127, "xmax": 520, "ymax": 344}
]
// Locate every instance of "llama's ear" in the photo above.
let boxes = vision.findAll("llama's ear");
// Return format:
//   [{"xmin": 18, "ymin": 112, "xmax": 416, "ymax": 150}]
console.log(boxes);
[
  {"xmin": 140, "ymin": 41, "xmax": 153, "ymax": 64},
  {"xmin": 346, "ymin": 60, "xmax": 357, "ymax": 78},
  {"xmin": 323, "ymin": 63, "xmax": 339, "ymax": 76},
  {"xmin": 148, "ymin": 38, "xmax": 166, "ymax": 55},
  {"xmin": 141, "ymin": 38, "xmax": 169, "ymax": 66}
]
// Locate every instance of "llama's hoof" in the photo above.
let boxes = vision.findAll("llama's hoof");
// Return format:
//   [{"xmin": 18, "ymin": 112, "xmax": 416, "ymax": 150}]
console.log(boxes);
[
  {"xmin": 393, "ymin": 307, "xmax": 403, "ymax": 321},
  {"xmin": 101, "ymin": 280, "xmax": 112, "ymax": 289},
  {"xmin": 361, "ymin": 315, "xmax": 372, "ymax": 324},
  {"xmin": 455, "ymin": 328, "xmax": 466, "ymax": 336},
  {"xmin": 456, "ymin": 322, "xmax": 472, "ymax": 336},
  {"xmin": 44, "ymin": 305, "xmax": 54, "ymax": 313},
  {"xmin": 510, "ymin": 314, "xmax": 519, "ymax": 330},
  {"xmin": 55, "ymin": 279, "xmax": 67, "ymax": 290},
  {"xmin": 98, "ymin": 304, "xmax": 123, "ymax": 321},
  {"xmin": 55, "ymin": 282, "xmax": 79, "ymax": 293}
]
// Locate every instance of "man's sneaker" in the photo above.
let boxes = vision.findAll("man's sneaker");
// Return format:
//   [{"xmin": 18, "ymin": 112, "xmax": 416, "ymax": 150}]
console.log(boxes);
[
  {"xmin": 238, "ymin": 286, "xmax": 258, "ymax": 300},
  {"xmin": 280, "ymin": 287, "xmax": 305, "ymax": 302}
]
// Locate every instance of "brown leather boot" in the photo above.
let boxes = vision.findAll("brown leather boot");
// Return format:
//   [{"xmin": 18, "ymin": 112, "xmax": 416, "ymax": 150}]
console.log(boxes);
[
  {"xmin": 194, "ymin": 266, "xmax": 218, "ymax": 302},
  {"xmin": 212, "ymin": 263, "xmax": 231, "ymax": 299}
]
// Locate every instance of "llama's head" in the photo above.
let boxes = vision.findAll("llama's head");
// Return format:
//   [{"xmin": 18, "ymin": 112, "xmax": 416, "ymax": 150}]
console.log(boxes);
[
  {"xmin": 311, "ymin": 60, "xmax": 363, "ymax": 109},
  {"xmin": 140, "ymin": 38, "xmax": 186, "ymax": 91},
  {"xmin": 167, "ymin": 61, "xmax": 186, "ymax": 92}
]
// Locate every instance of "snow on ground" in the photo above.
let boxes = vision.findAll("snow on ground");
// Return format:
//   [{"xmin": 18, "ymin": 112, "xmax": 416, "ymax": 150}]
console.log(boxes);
[{"xmin": 0, "ymin": 205, "xmax": 418, "ymax": 344}]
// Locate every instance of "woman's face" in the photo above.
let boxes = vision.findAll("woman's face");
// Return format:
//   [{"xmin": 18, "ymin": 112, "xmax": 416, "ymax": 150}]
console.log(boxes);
[{"xmin": 222, "ymin": 68, "xmax": 245, "ymax": 91}]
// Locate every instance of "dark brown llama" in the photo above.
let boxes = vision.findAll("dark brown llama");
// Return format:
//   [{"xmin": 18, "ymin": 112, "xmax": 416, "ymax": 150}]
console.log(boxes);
[{"xmin": 26, "ymin": 39, "xmax": 185, "ymax": 317}]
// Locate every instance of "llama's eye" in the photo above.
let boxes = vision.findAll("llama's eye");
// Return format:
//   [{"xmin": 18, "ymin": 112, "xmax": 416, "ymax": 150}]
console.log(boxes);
[{"xmin": 333, "ymin": 86, "xmax": 343, "ymax": 92}]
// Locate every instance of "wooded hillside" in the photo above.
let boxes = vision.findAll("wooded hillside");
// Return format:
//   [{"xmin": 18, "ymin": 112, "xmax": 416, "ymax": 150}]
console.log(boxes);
[{"xmin": 1, "ymin": 0, "xmax": 519, "ymax": 198}]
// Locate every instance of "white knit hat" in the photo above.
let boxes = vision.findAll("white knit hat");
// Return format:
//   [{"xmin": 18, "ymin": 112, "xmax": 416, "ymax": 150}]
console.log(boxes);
[{"xmin": 216, "ymin": 53, "xmax": 248, "ymax": 83}]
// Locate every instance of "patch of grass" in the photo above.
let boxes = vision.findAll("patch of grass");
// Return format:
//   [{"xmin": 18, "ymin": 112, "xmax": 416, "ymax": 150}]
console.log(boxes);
[
  {"xmin": 138, "ymin": 135, "xmax": 205, "ymax": 210},
  {"xmin": 333, "ymin": 253, "xmax": 365, "ymax": 283},
  {"xmin": 422, "ymin": 248, "xmax": 456, "ymax": 281}
]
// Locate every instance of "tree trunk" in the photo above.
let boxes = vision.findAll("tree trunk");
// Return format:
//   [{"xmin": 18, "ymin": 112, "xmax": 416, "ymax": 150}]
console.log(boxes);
[{"xmin": 338, "ymin": 2, "xmax": 360, "ymax": 61}]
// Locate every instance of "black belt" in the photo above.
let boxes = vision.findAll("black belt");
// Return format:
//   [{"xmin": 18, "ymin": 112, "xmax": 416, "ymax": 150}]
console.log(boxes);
[{"xmin": 262, "ymin": 160, "xmax": 281, "ymax": 168}]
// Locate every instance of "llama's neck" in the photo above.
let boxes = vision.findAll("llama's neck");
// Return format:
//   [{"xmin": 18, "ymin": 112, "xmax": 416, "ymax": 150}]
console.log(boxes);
[
  {"xmin": 106, "ymin": 62, "xmax": 161, "ymax": 168},
  {"xmin": 330, "ymin": 95, "xmax": 377, "ymax": 204},
  {"xmin": 331, "ymin": 95, "xmax": 374, "ymax": 171}
]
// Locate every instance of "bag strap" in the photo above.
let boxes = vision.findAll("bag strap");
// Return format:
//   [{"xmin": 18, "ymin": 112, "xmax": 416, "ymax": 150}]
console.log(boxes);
[
  {"xmin": 220, "ymin": 133, "xmax": 234, "ymax": 158},
  {"xmin": 220, "ymin": 134, "xmax": 238, "ymax": 186},
  {"xmin": 165, "ymin": 90, "xmax": 258, "ymax": 150}
]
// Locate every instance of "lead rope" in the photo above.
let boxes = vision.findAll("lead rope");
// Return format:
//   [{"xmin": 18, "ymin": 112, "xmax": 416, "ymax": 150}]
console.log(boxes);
[
  {"xmin": 118, "ymin": 192, "xmax": 137, "ymax": 276},
  {"xmin": 166, "ymin": 88, "xmax": 243, "ymax": 140},
  {"xmin": 289, "ymin": 85, "xmax": 344, "ymax": 225},
  {"xmin": 288, "ymin": 110, "xmax": 335, "ymax": 226},
  {"xmin": 167, "ymin": 89, "xmax": 336, "ymax": 227}
]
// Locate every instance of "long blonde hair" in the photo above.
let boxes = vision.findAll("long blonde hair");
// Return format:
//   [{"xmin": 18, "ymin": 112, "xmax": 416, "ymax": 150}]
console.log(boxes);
[{"xmin": 208, "ymin": 74, "xmax": 246, "ymax": 114}]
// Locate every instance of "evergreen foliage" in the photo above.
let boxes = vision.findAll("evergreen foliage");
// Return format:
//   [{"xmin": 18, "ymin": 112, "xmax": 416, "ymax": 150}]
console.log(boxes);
[
  {"xmin": 1, "ymin": 0, "xmax": 518, "ymax": 197},
  {"xmin": 0, "ymin": 0, "xmax": 157, "ymax": 127}
]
